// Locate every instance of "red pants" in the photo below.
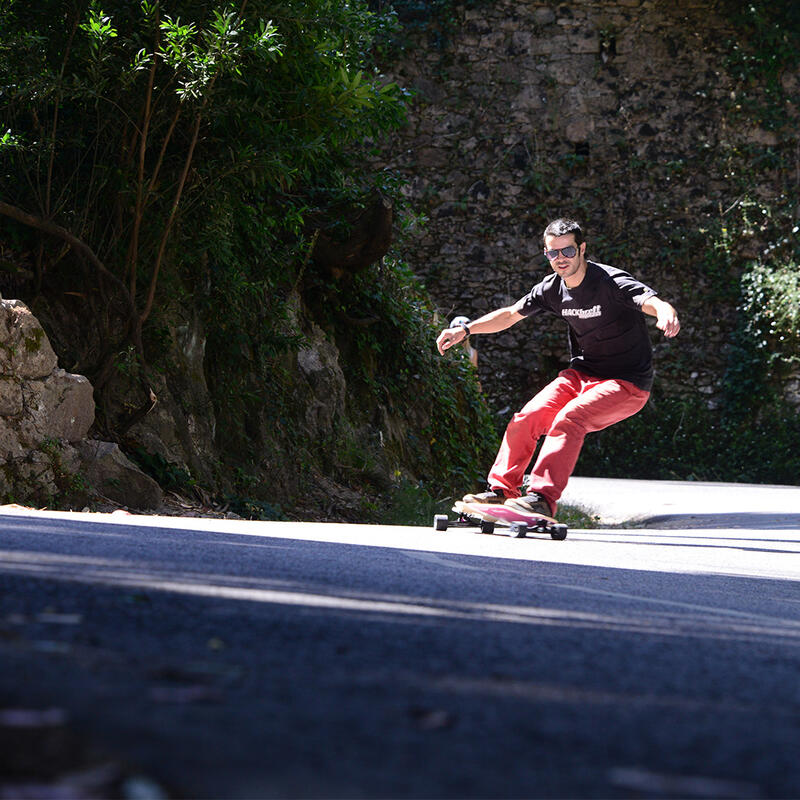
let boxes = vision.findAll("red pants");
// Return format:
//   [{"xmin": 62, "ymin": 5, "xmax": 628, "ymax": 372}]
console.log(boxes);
[{"xmin": 488, "ymin": 369, "xmax": 650, "ymax": 515}]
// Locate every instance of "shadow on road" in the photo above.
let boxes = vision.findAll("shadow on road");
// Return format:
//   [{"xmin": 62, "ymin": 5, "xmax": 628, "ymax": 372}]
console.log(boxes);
[
  {"xmin": 1, "ymin": 513, "xmax": 800, "ymax": 799},
  {"xmin": 643, "ymin": 512, "xmax": 800, "ymax": 530}
]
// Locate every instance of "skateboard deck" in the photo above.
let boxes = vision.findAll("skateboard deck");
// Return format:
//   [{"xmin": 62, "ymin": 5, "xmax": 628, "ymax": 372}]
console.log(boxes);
[{"xmin": 434, "ymin": 501, "xmax": 567, "ymax": 540}]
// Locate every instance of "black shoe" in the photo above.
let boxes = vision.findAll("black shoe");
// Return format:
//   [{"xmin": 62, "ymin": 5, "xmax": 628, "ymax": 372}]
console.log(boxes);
[
  {"xmin": 463, "ymin": 488, "xmax": 507, "ymax": 504},
  {"xmin": 505, "ymin": 492, "xmax": 552, "ymax": 517}
]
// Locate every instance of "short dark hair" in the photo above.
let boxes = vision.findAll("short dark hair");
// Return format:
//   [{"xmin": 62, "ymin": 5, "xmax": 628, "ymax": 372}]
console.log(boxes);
[{"xmin": 543, "ymin": 218, "xmax": 584, "ymax": 246}]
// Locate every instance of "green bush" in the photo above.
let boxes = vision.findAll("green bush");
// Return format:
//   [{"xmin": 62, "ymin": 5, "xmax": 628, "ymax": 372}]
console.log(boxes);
[
  {"xmin": 310, "ymin": 254, "xmax": 499, "ymax": 494},
  {"xmin": 580, "ymin": 391, "xmax": 800, "ymax": 486}
]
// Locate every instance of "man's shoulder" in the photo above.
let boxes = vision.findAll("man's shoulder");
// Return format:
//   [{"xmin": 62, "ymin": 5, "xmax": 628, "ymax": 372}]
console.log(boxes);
[
  {"xmin": 586, "ymin": 260, "xmax": 647, "ymax": 289},
  {"xmin": 587, "ymin": 260, "xmax": 627, "ymax": 279},
  {"xmin": 536, "ymin": 271, "xmax": 562, "ymax": 293},
  {"xmin": 517, "ymin": 271, "xmax": 562, "ymax": 315},
  {"xmin": 586, "ymin": 260, "xmax": 656, "ymax": 306}
]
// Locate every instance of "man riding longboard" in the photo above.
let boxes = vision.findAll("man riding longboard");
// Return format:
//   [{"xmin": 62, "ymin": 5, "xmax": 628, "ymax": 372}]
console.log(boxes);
[{"xmin": 436, "ymin": 217, "xmax": 680, "ymax": 521}]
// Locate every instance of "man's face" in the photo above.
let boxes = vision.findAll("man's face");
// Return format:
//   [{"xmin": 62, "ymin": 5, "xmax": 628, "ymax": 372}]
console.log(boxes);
[{"xmin": 543, "ymin": 233, "xmax": 586, "ymax": 287}]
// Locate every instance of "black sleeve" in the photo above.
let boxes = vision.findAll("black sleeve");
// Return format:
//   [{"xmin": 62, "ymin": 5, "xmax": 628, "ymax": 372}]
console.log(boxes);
[
  {"xmin": 513, "ymin": 280, "xmax": 550, "ymax": 317},
  {"xmin": 609, "ymin": 268, "xmax": 657, "ymax": 309}
]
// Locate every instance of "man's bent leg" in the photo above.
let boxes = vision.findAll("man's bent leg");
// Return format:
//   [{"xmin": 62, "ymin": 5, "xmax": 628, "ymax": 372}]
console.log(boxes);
[
  {"xmin": 487, "ymin": 370, "xmax": 582, "ymax": 498},
  {"xmin": 526, "ymin": 377, "xmax": 649, "ymax": 513}
]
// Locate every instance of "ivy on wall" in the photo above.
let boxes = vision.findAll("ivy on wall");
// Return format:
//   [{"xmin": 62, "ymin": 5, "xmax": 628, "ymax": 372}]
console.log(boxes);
[{"xmin": 723, "ymin": 0, "xmax": 800, "ymax": 132}]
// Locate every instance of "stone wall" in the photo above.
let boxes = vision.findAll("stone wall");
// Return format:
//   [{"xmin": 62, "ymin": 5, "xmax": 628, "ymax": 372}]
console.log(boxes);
[{"xmin": 378, "ymin": 0, "xmax": 799, "ymax": 412}]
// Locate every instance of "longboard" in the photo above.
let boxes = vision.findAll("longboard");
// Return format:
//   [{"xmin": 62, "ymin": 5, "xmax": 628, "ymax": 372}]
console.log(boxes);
[{"xmin": 434, "ymin": 500, "xmax": 568, "ymax": 540}]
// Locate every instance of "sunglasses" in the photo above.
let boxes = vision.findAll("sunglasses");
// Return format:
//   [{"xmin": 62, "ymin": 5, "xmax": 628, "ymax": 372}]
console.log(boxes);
[{"xmin": 544, "ymin": 246, "xmax": 578, "ymax": 260}]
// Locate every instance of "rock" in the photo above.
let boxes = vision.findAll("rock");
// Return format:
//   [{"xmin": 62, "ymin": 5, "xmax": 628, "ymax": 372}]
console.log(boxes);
[
  {"xmin": 0, "ymin": 302, "xmax": 95, "ymax": 465},
  {"xmin": 28, "ymin": 369, "xmax": 95, "ymax": 442},
  {"xmin": 0, "ymin": 415, "xmax": 27, "ymax": 459},
  {"xmin": 565, "ymin": 115, "xmax": 595, "ymax": 142},
  {"xmin": 743, "ymin": 126, "xmax": 779, "ymax": 147},
  {"xmin": 128, "ymin": 315, "xmax": 217, "ymax": 486},
  {"xmin": 533, "ymin": 7, "xmax": 556, "ymax": 26},
  {"xmin": 296, "ymin": 323, "xmax": 346, "ymax": 440},
  {"xmin": 0, "ymin": 298, "xmax": 160, "ymax": 509},
  {"xmin": 0, "ymin": 438, "xmax": 86, "ymax": 506},
  {"xmin": 0, "ymin": 376, "xmax": 23, "ymax": 416},
  {"xmin": 76, "ymin": 440, "xmax": 163, "ymax": 510},
  {"xmin": 0, "ymin": 300, "xmax": 58, "ymax": 378}
]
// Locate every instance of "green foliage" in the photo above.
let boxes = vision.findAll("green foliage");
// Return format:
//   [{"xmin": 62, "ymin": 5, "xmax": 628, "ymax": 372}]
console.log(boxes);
[
  {"xmin": 381, "ymin": 475, "xmax": 445, "ymax": 526},
  {"xmin": 617, "ymin": 210, "xmax": 800, "ymax": 479},
  {"xmin": 312, "ymin": 254, "xmax": 498, "ymax": 495},
  {"xmin": 0, "ymin": 0, "xmax": 406, "ymax": 352},
  {"xmin": 723, "ymin": 0, "xmax": 800, "ymax": 131},
  {"xmin": 194, "ymin": 193, "xmax": 497, "ymax": 516},
  {"xmin": 223, "ymin": 495, "xmax": 283, "ymax": 521},
  {"xmin": 198, "ymin": 193, "xmax": 309, "ymax": 469},
  {"xmin": 0, "ymin": 438, "xmax": 89, "ymax": 507},
  {"xmin": 722, "ymin": 247, "xmax": 800, "ymax": 414},
  {"xmin": 0, "ymin": 0, "xmax": 475, "ymax": 518},
  {"xmin": 581, "ymin": 393, "xmax": 800, "ymax": 486},
  {"xmin": 739, "ymin": 255, "xmax": 800, "ymax": 373},
  {"xmin": 129, "ymin": 447, "xmax": 195, "ymax": 492}
]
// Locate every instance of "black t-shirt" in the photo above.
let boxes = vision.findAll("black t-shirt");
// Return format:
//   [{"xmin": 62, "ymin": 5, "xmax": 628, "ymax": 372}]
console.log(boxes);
[{"xmin": 515, "ymin": 260, "xmax": 657, "ymax": 391}]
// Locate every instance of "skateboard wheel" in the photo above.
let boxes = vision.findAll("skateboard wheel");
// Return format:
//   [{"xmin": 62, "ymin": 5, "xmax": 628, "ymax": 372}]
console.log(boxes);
[
  {"xmin": 479, "ymin": 519, "xmax": 495, "ymax": 534},
  {"xmin": 434, "ymin": 514, "xmax": 449, "ymax": 531},
  {"xmin": 509, "ymin": 522, "xmax": 528, "ymax": 538},
  {"xmin": 550, "ymin": 524, "xmax": 568, "ymax": 540}
]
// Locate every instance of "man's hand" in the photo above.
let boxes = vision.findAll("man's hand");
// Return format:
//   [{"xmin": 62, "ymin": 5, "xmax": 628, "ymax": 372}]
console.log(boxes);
[
  {"xmin": 436, "ymin": 325, "xmax": 467, "ymax": 355},
  {"xmin": 642, "ymin": 297, "xmax": 680, "ymax": 338},
  {"xmin": 436, "ymin": 306, "xmax": 524, "ymax": 354},
  {"xmin": 656, "ymin": 305, "xmax": 681, "ymax": 338}
]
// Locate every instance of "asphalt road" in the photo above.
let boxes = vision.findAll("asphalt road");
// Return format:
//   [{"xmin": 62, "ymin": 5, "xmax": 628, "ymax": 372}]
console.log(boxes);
[
  {"xmin": 562, "ymin": 476, "xmax": 800, "ymax": 529},
  {"xmin": 1, "ymin": 481, "xmax": 800, "ymax": 799}
]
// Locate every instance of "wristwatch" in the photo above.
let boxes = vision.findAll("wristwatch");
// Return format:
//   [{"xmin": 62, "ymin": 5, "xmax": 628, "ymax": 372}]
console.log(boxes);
[{"xmin": 457, "ymin": 320, "xmax": 471, "ymax": 337}]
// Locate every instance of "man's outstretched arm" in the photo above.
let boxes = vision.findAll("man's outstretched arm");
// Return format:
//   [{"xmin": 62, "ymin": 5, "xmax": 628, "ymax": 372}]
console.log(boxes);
[{"xmin": 436, "ymin": 305, "xmax": 525, "ymax": 354}]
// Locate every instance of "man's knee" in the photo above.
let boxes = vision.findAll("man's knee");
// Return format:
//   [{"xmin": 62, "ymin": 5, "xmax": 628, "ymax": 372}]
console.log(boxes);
[{"xmin": 508, "ymin": 405, "xmax": 540, "ymax": 430}]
